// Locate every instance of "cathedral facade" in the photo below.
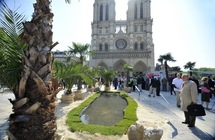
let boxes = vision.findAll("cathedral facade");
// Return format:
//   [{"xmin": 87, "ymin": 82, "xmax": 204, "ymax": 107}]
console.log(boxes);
[{"xmin": 89, "ymin": 0, "xmax": 154, "ymax": 75}]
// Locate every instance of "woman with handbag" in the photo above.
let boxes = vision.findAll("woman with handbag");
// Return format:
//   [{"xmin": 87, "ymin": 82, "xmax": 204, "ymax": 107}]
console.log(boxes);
[
  {"xmin": 201, "ymin": 77, "xmax": 212, "ymax": 110},
  {"xmin": 180, "ymin": 74, "xmax": 198, "ymax": 127}
]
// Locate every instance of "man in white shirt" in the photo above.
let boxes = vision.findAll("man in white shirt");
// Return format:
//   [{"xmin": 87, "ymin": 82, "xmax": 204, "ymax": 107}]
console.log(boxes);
[{"xmin": 172, "ymin": 73, "xmax": 183, "ymax": 107}]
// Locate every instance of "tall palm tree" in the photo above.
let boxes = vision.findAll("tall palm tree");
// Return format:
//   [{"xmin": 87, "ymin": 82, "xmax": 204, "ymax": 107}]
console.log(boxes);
[
  {"xmin": 171, "ymin": 66, "xmax": 181, "ymax": 72},
  {"xmin": 158, "ymin": 53, "xmax": 176, "ymax": 80},
  {"xmin": 68, "ymin": 42, "xmax": 92, "ymax": 90},
  {"xmin": 68, "ymin": 42, "xmax": 92, "ymax": 65},
  {"xmin": 184, "ymin": 61, "xmax": 196, "ymax": 76},
  {"xmin": 157, "ymin": 58, "xmax": 164, "ymax": 65},
  {"xmin": 65, "ymin": 0, "xmax": 71, "ymax": 3},
  {"xmin": 157, "ymin": 57, "xmax": 164, "ymax": 70},
  {"xmin": 0, "ymin": 0, "xmax": 59, "ymax": 139}
]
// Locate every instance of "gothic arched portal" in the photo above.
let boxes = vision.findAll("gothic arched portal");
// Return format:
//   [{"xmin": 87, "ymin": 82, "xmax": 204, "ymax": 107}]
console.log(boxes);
[
  {"xmin": 98, "ymin": 62, "xmax": 108, "ymax": 69},
  {"xmin": 113, "ymin": 59, "xmax": 127, "ymax": 74},
  {"xmin": 133, "ymin": 61, "xmax": 147, "ymax": 74}
]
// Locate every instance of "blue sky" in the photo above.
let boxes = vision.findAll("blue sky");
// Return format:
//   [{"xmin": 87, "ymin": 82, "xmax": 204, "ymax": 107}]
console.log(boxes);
[{"xmin": 3, "ymin": 0, "xmax": 215, "ymax": 69}]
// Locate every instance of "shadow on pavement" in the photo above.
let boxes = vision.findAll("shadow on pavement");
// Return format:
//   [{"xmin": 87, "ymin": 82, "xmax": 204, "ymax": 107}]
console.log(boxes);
[
  {"xmin": 0, "ymin": 121, "xmax": 8, "ymax": 140},
  {"xmin": 189, "ymin": 126, "xmax": 215, "ymax": 140},
  {"xmin": 167, "ymin": 121, "xmax": 178, "ymax": 138}
]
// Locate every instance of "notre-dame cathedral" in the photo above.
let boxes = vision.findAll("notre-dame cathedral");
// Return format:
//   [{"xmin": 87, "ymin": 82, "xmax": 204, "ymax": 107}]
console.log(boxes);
[{"xmin": 89, "ymin": 0, "xmax": 154, "ymax": 75}]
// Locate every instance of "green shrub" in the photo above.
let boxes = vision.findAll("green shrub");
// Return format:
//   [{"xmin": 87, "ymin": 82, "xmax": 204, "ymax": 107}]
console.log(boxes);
[{"xmin": 66, "ymin": 91, "xmax": 138, "ymax": 135}]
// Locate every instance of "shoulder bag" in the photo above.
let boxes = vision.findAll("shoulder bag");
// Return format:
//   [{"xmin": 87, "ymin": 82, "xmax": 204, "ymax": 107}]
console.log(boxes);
[{"xmin": 187, "ymin": 103, "xmax": 206, "ymax": 116}]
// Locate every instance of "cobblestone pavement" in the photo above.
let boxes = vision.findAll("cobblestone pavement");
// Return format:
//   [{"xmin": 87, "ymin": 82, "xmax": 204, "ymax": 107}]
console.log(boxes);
[
  {"xmin": 128, "ymin": 90, "xmax": 215, "ymax": 140},
  {"xmin": 0, "ymin": 89, "xmax": 215, "ymax": 140}
]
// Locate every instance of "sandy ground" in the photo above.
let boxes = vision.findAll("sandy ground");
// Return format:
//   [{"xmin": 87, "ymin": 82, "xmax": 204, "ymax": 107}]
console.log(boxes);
[{"xmin": 55, "ymin": 91, "xmax": 169, "ymax": 140}]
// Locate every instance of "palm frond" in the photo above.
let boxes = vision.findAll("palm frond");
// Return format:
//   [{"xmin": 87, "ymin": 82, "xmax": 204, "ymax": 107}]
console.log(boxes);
[
  {"xmin": 65, "ymin": 0, "xmax": 71, "ymax": 4},
  {"xmin": 0, "ymin": 2, "xmax": 26, "ymax": 94},
  {"xmin": 53, "ymin": 61, "xmax": 93, "ymax": 88},
  {"xmin": 0, "ymin": 2, "xmax": 25, "ymax": 37}
]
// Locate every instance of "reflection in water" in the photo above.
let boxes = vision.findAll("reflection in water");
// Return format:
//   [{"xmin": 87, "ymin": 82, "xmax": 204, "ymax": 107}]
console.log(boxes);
[{"xmin": 80, "ymin": 92, "xmax": 128, "ymax": 126}]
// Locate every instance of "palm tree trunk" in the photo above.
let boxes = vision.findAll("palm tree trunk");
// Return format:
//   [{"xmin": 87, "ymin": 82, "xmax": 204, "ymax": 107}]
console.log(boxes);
[
  {"xmin": 164, "ymin": 61, "xmax": 169, "ymax": 80},
  {"xmin": 8, "ymin": 0, "xmax": 58, "ymax": 139},
  {"xmin": 189, "ymin": 68, "xmax": 193, "ymax": 76}
]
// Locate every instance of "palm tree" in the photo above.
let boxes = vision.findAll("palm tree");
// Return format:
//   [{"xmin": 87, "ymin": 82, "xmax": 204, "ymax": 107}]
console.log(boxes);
[
  {"xmin": 123, "ymin": 64, "xmax": 133, "ymax": 86},
  {"xmin": 0, "ymin": 0, "xmax": 61, "ymax": 139},
  {"xmin": 68, "ymin": 42, "xmax": 92, "ymax": 65},
  {"xmin": 99, "ymin": 68, "xmax": 117, "ymax": 90},
  {"xmin": 158, "ymin": 53, "xmax": 176, "ymax": 80},
  {"xmin": 65, "ymin": 0, "xmax": 71, "ymax": 3},
  {"xmin": 184, "ymin": 61, "xmax": 196, "ymax": 76},
  {"xmin": 1, "ymin": 0, "xmax": 75, "ymax": 139},
  {"xmin": 157, "ymin": 58, "xmax": 164, "ymax": 65},
  {"xmin": 68, "ymin": 42, "xmax": 92, "ymax": 90},
  {"xmin": 0, "ymin": 1, "xmax": 26, "ymax": 96},
  {"xmin": 53, "ymin": 61, "xmax": 93, "ymax": 95},
  {"xmin": 170, "ymin": 66, "xmax": 181, "ymax": 72}
]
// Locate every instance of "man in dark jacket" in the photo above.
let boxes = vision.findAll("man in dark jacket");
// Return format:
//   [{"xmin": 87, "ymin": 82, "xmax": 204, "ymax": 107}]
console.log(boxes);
[
  {"xmin": 148, "ymin": 76, "xmax": 157, "ymax": 97},
  {"xmin": 156, "ymin": 78, "xmax": 161, "ymax": 96}
]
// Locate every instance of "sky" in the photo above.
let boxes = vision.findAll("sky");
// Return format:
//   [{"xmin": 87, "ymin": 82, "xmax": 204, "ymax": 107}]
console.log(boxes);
[{"xmin": 3, "ymin": 0, "xmax": 215, "ymax": 70}]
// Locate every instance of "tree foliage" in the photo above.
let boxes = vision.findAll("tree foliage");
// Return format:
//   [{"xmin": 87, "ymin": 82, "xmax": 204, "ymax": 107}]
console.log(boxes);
[
  {"xmin": 53, "ymin": 61, "xmax": 94, "ymax": 94},
  {"xmin": 184, "ymin": 61, "xmax": 196, "ymax": 76},
  {"xmin": 0, "ymin": 1, "xmax": 26, "ymax": 95},
  {"xmin": 158, "ymin": 52, "xmax": 176, "ymax": 79}
]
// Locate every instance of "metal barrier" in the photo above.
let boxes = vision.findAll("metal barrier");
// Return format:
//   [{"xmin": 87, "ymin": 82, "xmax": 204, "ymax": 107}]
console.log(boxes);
[{"xmin": 135, "ymin": 86, "xmax": 141, "ymax": 100}]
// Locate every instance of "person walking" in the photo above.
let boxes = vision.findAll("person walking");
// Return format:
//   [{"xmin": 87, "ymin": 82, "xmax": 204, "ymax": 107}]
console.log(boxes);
[
  {"xmin": 161, "ymin": 77, "xmax": 167, "ymax": 91},
  {"xmin": 148, "ymin": 76, "xmax": 157, "ymax": 97},
  {"xmin": 200, "ymin": 77, "xmax": 212, "ymax": 110},
  {"xmin": 137, "ymin": 75, "xmax": 143, "ymax": 92},
  {"xmin": 156, "ymin": 77, "xmax": 161, "ymax": 96},
  {"xmin": 208, "ymin": 76, "xmax": 215, "ymax": 98},
  {"xmin": 169, "ymin": 76, "xmax": 175, "ymax": 95},
  {"xmin": 172, "ymin": 73, "xmax": 183, "ymax": 108},
  {"xmin": 180, "ymin": 74, "xmax": 198, "ymax": 127},
  {"xmin": 113, "ymin": 76, "xmax": 118, "ymax": 90}
]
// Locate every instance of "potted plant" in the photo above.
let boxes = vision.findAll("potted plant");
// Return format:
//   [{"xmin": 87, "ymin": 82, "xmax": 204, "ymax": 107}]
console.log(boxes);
[
  {"xmin": 53, "ymin": 61, "xmax": 93, "ymax": 102},
  {"xmin": 99, "ymin": 68, "xmax": 117, "ymax": 91},
  {"xmin": 123, "ymin": 64, "xmax": 133, "ymax": 93}
]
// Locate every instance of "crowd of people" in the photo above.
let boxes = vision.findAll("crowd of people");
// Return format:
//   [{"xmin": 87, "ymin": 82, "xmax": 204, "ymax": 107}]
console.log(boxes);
[
  {"xmin": 112, "ymin": 73, "xmax": 215, "ymax": 128},
  {"xmin": 111, "ymin": 73, "xmax": 214, "ymax": 109},
  {"xmin": 94, "ymin": 72, "xmax": 215, "ymax": 129}
]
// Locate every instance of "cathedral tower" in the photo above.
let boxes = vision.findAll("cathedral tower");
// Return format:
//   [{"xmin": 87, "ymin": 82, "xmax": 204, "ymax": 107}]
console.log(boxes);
[{"xmin": 89, "ymin": 0, "xmax": 154, "ymax": 75}]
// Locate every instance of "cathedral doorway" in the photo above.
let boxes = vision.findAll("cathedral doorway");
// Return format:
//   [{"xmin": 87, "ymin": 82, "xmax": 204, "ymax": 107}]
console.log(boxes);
[
  {"xmin": 113, "ymin": 59, "xmax": 126, "ymax": 76},
  {"xmin": 133, "ymin": 61, "xmax": 147, "ymax": 74}
]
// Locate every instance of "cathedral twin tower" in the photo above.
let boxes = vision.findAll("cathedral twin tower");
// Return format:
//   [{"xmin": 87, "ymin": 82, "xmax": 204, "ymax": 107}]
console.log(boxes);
[{"xmin": 89, "ymin": 0, "xmax": 154, "ymax": 75}]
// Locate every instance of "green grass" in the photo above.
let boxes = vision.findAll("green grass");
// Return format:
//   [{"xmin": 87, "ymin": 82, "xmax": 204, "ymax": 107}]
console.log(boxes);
[{"xmin": 66, "ymin": 91, "xmax": 138, "ymax": 135}]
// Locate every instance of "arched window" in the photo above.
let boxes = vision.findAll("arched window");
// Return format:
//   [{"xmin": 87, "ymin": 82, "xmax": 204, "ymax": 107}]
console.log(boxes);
[
  {"xmin": 105, "ymin": 44, "xmax": 108, "ymax": 51},
  {"xmin": 99, "ymin": 27, "xmax": 102, "ymax": 34},
  {"xmin": 99, "ymin": 44, "xmax": 103, "ymax": 51},
  {"xmin": 140, "ymin": 42, "xmax": 144, "ymax": 50},
  {"xmin": 140, "ymin": 2, "xmax": 143, "ymax": 19},
  {"xmin": 135, "ymin": 4, "xmax": 137, "ymax": 19},
  {"xmin": 140, "ymin": 25, "xmax": 143, "ymax": 32},
  {"xmin": 134, "ymin": 43, "xmax": 138, "ymax": 50},
  {"xmin": 134, "ymin": 25, "xmax": 137, "ymax": 32},
  {"xmin": 100, "ymin": 5, "xmax": 103, "ymax": 21},
  {"xmin": 105, "ymin": 5, "xmax": 109, "ymax": 21},
  {"xmin": 105, "ymin": 27, "xmax": 109, "ymax": 33}
]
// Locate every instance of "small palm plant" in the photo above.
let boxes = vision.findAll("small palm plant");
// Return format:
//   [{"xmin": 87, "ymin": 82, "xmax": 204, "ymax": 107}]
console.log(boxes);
[
  {"xmin": 99, "ymin": 68, "xmax": 117, "ymax": 91},
  {"xmin": 123, "ymin": 64, "xmax": 133, "ymax": 86},
  {"xmin": 53, "ymin": 61, "xmax": 93, "ymax": 95}
]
